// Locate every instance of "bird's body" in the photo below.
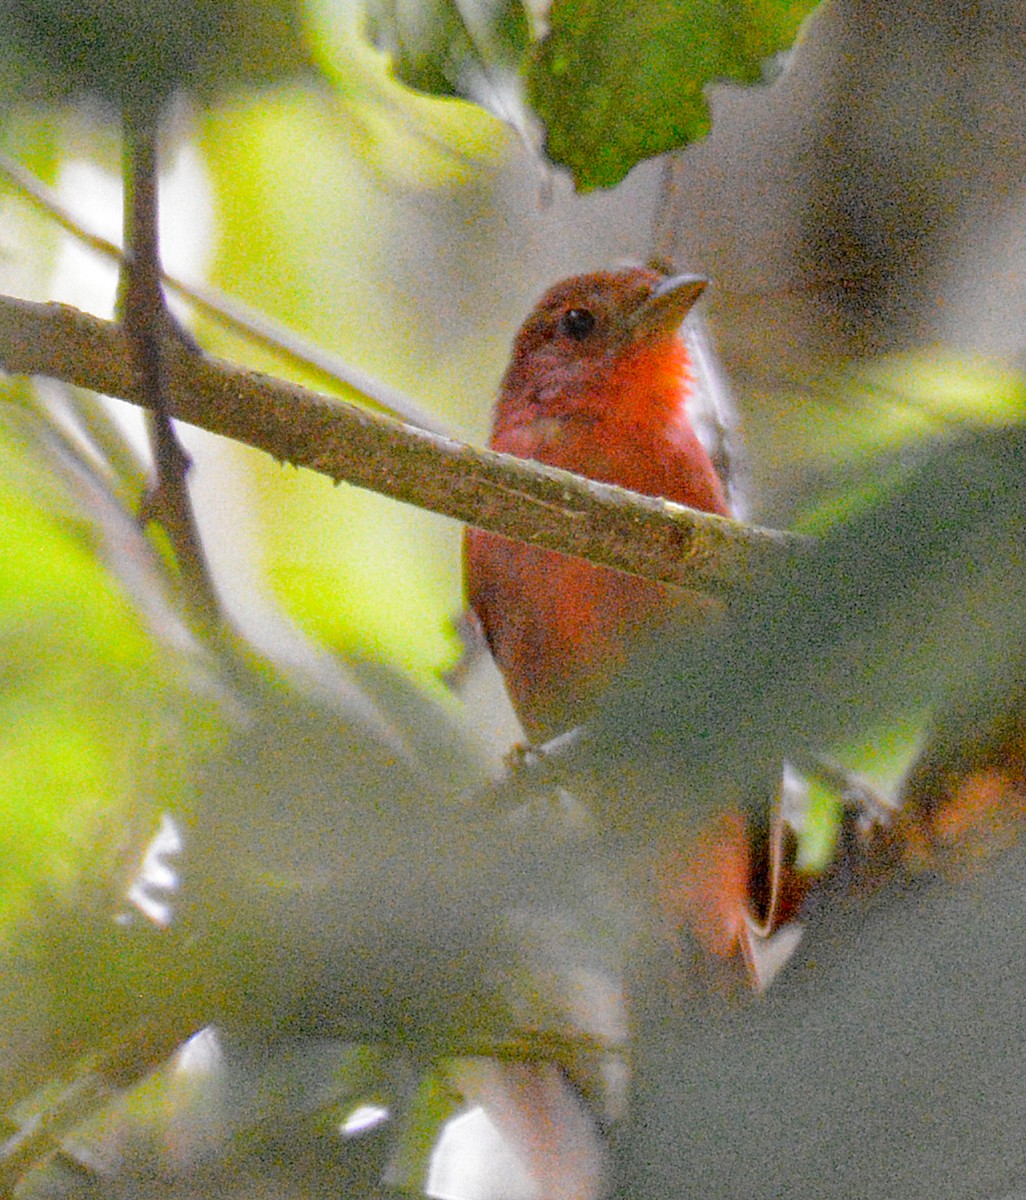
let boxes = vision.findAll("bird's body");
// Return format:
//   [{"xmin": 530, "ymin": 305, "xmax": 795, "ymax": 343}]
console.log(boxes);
[{"xmin": 464, "ymin": 267, "xmax": 730, "ymax": 743}]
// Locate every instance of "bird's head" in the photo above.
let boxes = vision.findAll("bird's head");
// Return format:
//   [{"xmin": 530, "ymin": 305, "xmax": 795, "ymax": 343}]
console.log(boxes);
[{"xmin": 494, "ymin": 266, "xmax": 707, "ymax": 435}]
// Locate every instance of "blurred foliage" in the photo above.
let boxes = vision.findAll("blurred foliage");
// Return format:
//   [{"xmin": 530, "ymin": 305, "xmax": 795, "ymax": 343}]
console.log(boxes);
[
  {"xmin": 622, "ymin": 828, "xmax": 1026, "ymax": 1200},
  {"xmin": 574, "ymin": 358, "xmax": 1026, "ymax": 872},
  {"xmin": 354, "ymin": 0, "xmax": 531, "ymax": 143},
  {"xmin": 0, "ymin": 375, "xmax": 512, "ymax": 1189},
  {"xmin": 0, "ymin": 385, "xmax": 197, "ymax": 923},
  {"xmin": 305, "ymin": 0, "xmax": 507, "ymax": 185},
  {"xmin": 0, "ymin": 378, "xmax": 223, "ymax": 1116},
  {"xmin": 0, "ymin": 0, "xmax": 309, "ymax": 109},
  {"xmin": 789, "ymin": 351, "xmax": 1026, "ymax": 536},
  {"xmin": 2, "ymin": 0, "xmax": 1026, "ymax": 1197},
  {"xmin": 196, "ymin": 82, "xmax": 499, "ymax": 689},
  {"xmin": 348, "ymin": 0, "xmax": 822, "ymax": 190}
]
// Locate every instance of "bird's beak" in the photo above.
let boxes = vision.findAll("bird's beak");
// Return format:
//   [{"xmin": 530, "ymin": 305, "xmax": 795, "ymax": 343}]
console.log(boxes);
[{"xmin": 629, "ymin": 273, "xmax": 708, "ymax": 339}]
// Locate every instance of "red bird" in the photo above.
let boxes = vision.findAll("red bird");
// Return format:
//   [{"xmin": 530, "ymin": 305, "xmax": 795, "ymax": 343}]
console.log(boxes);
[
  {"xmin": 462, "ymin": 266, "xmax": 821, "ymax": 984},
  {"xmin": 464, "ymin": 265, "xmax": 731, "ymax": 744}
]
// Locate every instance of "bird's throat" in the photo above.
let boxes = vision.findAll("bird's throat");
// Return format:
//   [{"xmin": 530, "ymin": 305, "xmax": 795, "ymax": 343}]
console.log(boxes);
[{"xmin": 605, "ymin": 334, "xmax": 694, "ymax": 433}]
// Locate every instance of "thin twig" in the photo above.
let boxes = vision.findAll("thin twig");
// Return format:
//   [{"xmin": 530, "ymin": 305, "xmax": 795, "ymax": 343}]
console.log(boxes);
[
  {"xmin": 118, "ymin": 105, "xmax": 219, "ymax": 624},
  {"xmin": 0, "ymin": 1071, "xmax": 111, "ymax": 1193},
  {"xmin": 0, "ymin": 150, "xmax": 447, "ymax": 434},
  {"xmin": 0, "ymin": 293, "xmax": 803, "ymax": 597},
  {"xmin": 0, "ymin": 1012, "xmax": 205, "ymax": 1196}
]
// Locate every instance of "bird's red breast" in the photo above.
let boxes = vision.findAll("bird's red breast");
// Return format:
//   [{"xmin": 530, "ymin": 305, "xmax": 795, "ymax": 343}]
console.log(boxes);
[{"xmin": 464, "ymin": 266, "xmax": 730, "ymax": 743}]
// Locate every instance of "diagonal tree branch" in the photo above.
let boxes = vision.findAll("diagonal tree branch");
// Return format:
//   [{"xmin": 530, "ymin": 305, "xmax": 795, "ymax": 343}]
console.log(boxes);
[{"xmin": 0, "ymin": 293, "xmax": 803, "ymax": 598}]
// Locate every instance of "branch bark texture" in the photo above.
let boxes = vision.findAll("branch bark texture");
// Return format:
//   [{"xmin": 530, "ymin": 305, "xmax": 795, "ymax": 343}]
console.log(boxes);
[{"xmin": 0, "ymin": 294, "xmax": 801, "ymax": 597}]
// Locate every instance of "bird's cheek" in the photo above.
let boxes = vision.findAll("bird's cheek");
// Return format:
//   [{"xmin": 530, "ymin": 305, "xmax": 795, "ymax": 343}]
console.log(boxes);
[{"xmin": 531, "ymin": 416, "xmax": 570, "ymax": 445}]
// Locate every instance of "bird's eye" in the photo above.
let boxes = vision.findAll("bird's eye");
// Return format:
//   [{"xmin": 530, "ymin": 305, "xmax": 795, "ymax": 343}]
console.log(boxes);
[{"xmin": 558, "ymin": 307, "xmax": 596, "ymax": 340}]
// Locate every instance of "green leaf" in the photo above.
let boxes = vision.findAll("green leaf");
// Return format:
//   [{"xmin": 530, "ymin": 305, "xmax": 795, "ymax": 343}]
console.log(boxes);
[
  {"xmin": 793, "ymin": 776, "xmax": 841, "ymax": 874},
  {"xmin": 526, "ymin": 0, "xmax": 820, "ymax": 191}
]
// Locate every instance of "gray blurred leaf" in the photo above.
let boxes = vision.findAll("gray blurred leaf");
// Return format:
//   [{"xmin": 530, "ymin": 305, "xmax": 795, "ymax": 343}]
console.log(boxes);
[
  {"xmin": 0, "ymin": 0, "xmax": 308, "ymax": 109},
  {"xmin": 570, "ymin": 424, "xmax": 1026, "ymax": 836},
  {"xmin": 619, "ymin": 842, "xmax": 1026, "ymax": 1199}
]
